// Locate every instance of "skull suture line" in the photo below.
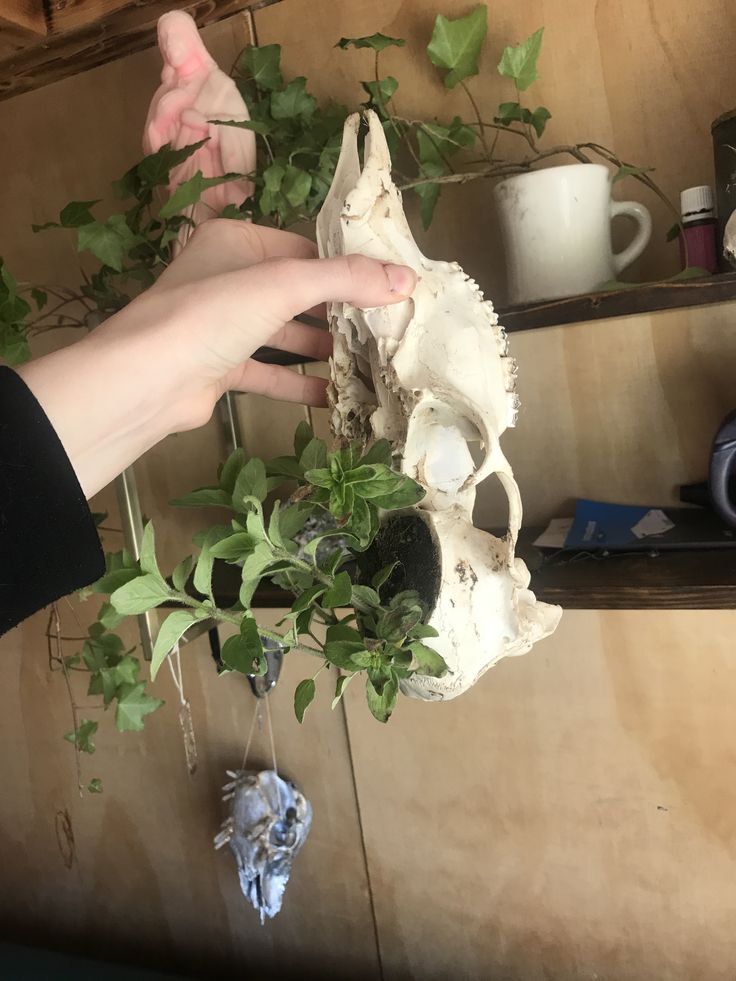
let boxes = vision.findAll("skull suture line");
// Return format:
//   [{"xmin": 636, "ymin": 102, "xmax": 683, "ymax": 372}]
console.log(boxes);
[{"xmin": 316, "ymin": 111, "xmax": 561, "ymax": 701}]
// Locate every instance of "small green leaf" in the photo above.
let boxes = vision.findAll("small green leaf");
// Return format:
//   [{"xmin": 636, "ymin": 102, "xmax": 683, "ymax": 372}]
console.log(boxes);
[
  {"xmin": 64, "ymin": 719, "xmax": 98, "ymax": 754},
  {"xmin": 666, "ymin": 223, "xmax": 681, "ymax": 242},
  {"xmin": 114, "ymin": 654, "xmax": 140, "ymax": 686},
  {"xmin": 530, "ymin": 106, "xmax": 552, "ymax": 137},
  {"xmin": 324, "ymin": 641, "xmax": 372, "ymax": 671},
  {"xmin": 351, "ymin": 584, "xmax": 380, "ymax": 608},
  {"xmin": 115, "ymin": 683, "xmax": 164, "ymax": 732},
  {"xmin": 294, "ymin": 678, "xmax": 316, "ymax": 723},
  {"xmin": 409, "ymin": 640, "xmax": 448, "ymax": 677},
  {"xmin": 98, "ymin": 601, "xmax": 125, "ymax": 631},
  {"xmin": 209, "ymin": 532, "xmax": 256, "ymax": 562},
  {"xmin": 372, "ymin": 561, "xmax": 398, "ymax": 591},
  {"xmin": 132, "ymin": 139, "xmax": 208, "ymax": 190},
  {"xmin": 322, "ymin": 571, "xmax": 352, "ymax": 608},
  {"xmin": 361, "ymin": 439, "xmax": 393, "ymax": 467},
  {"xmin": 59, "ymin": 200, "xmax": 100, "ymax": 227},
  {"xmin": 193, "ymin": 531, "xmax": 219, "ymax": 599},
  {"xmin": 160, "ymin": 171, "xmax": 245, "ymax": 220},
  {"xmin": 612, "ymin": 163, "xmax": 654, "ymax": 184},
  {"xmin": 171, "ymin": 487, "xmax": 232, "ymax": 508},
  {"xmin": 294, "ymin": 420, "xmax": 314, "ymax": 458},
  {"xmin": 219, "ymin": 448, "xmax": 247, "ymax": 494},
  {"xmin": 427, "ymin": 6, "xmax": 488, "ymax": 89},
  {"xmin": 172, "ymin": 555, "xmax": 195, "ymax": 592},
  {"xmin": 139, "ymin": 521, "xmax": 162, "ymax": 579},
  {"xmin": 238, "ymin": 44, "xmax": 283, "ymax": 91},
  {"xmin": 331, "ymin": 673, "xmax": 354, "ymax": 709},
  {"xmin": 234, "ymin": 458, "xmax": 268, "ymax": 505},
  {"xmin": 498, "ymin": 27, "xmax": 544, "ymax": 91},
  {"xmin": 336, "ymin": 33, "xmax": 406, "ymax": 52},
  {"xmin": 87, "ymin": 778, "xmax": 103, "ymax": 794},
  {"xmin": 304, "ymin": 466, "xmax": 332, "ymax": 489},
  {"xmin": 221, "ymin": 618, "xmax": 264, "ymax": 675},
  {"xmin": 291, "ymin": 583, "xmax": 326, "ymax": 614},
  {"xmin": 300, "ymin": 438, "xmax": 328, "ymax": 472},
  {"xmin": 151, "ymin": 610, "xmax": 198, "ymax": 680},
  {"xmin": 365, "ymin": 674, "xmax": 398, "ymax": 723},
  {"xmin": 92, "ymin": 567, "xmax": 140, "ymax": 596},
  {"xmin": 111, "ymin": 574, "xmax": 170, "ymax": 615},
  {"xmin": 271, "ymin": 78, "xmax": 317, "ymax": 121},
  {"xmin": 410, "ymin": 623, "xmax": 440, "ymax": 639},
  {"xmin": 371, "ymin": 478, "xmax": 425, "ymax": 510}
]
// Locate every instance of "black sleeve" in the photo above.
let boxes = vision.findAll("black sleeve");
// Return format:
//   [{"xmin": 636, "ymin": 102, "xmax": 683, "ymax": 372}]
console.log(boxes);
[{"xmin": 0, "ymin": 366, "xmax": 104, "ymax": 635}]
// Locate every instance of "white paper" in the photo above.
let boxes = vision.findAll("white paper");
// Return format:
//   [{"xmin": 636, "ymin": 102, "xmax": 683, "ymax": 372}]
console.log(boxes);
[
  {"xmin": 534, "ymin": 517, "xmax": 574, "ymax": 549},
  {"xmin": 630, "ymin": 508, "xmax": 675, "ymax": 540}
]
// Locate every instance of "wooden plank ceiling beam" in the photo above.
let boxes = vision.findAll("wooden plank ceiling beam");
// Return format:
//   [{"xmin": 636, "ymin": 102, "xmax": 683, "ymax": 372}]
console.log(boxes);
[{"xmin": 0, "ymin": 0, "xmax": 284, "ymax": 101}]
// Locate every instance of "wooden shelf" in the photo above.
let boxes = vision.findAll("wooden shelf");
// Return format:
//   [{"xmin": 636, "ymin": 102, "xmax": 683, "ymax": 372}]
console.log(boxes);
[
  {"xmin": 192, "ymin": 531, "xmax": 736, "ymax": 612},
  {"xmin": 499, "ymin": 271, "xmax": 736, "ymax": 333}
]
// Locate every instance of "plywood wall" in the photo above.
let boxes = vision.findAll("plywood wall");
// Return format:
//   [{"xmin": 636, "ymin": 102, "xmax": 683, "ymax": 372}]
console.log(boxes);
[{"xmin": 3, "ymin": 3, "xmax": 736, "ymax": 980}]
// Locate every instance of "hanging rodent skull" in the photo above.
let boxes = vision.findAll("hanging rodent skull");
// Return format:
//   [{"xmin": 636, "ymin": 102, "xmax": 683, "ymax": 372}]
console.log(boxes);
[{"xmin": 316, "ymin": 111, "xmax": 561, "ymax": 701}]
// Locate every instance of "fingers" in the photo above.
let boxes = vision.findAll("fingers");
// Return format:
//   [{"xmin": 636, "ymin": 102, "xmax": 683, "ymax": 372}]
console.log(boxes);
[
  {"xmin": 232, "ymin": 253, "xmax": 417, "ymax": 327},
  {"xmin": 226, "ymin": 361, "xmax": 329, "ymax": 406},
  {"xmin": 157, "ymin": 219, "xmax": 319, "ymax": 289},
  {"xmin": 267, "ymin": 319, "xmax": 332, "ymax": 361}
]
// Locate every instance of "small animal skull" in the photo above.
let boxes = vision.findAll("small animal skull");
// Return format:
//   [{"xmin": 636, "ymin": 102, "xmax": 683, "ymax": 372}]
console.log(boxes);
[
  {"xmin": 214, "ymin": 769, "xmax": 312, "ymax": 922},
  {"xmin": 316, "ymin": 111, "xmax": 561, "ymax": 700}
]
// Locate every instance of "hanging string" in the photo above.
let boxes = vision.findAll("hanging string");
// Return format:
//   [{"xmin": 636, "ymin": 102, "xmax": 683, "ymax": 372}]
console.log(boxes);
[
  {"xmin": 167, "ymin": 643, "xmax": 198, "ymax": 775},
  {"xmin": 240, "ymin": 697, "xmax": 261, "ymax": 770}
]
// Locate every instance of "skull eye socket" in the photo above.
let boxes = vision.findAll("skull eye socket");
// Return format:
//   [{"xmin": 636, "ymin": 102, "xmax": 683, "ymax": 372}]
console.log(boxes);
[{"xmin": 404, "ymin": 400, "xmax": 483, "ymax": 499}]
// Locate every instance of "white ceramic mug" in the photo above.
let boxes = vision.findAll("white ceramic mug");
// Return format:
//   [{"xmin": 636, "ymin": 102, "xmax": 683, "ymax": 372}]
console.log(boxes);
[{"xmin": 493, "ymin": 163, "xmax": 652, "ymax": 305}]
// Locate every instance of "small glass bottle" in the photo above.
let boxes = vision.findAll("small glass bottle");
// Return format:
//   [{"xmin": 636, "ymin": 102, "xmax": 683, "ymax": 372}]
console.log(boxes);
[{"xmin": 679, "ymin": 185, "xmax": 718, "ymax": 273}]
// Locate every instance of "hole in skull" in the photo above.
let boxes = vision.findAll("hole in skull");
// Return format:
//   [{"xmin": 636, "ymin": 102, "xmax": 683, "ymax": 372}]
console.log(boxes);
[
  {"xmin": 472, "ymin": 470, "xmax": 510, "ymax": 532},
  {"xmin": 354, "ymin": 353, "xmax": 376, "ymax": 395},
  {"xmin": 356, "ymin": 512, "xmax": 441, "ymax": 613}
]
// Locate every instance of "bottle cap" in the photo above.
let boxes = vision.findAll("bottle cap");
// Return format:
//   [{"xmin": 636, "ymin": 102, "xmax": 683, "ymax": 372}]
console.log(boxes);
[{"xmin": 681, "ymin": 185, "xmax": 715, "ymax": 221}]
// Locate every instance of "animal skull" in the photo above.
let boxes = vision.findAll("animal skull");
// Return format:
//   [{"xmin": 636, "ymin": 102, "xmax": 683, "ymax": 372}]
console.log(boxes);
[
  {"xmin": 316, "ymin": 110, "xmax": 561, "ymax": 701},
  {"xmin": 214, "ymin": 769, "xmax": 312, "ymax": 922}
]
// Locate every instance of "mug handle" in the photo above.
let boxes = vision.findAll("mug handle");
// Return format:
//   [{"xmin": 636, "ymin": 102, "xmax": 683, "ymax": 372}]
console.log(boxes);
[{"xmin": 610, "ymin": 200, "xmax": 653, "ymax": 274}]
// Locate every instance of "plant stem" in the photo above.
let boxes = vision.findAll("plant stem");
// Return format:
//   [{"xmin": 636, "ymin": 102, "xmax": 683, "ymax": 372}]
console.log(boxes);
[{"xmin": 460, "ymin": 80, "xmax": 492, "ymax": 161}]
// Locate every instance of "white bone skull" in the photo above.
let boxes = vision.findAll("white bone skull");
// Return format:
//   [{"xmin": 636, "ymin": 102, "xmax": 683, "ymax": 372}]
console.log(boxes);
[{"xmin": 316, "ymin": 110, "xmax": 561, "ymax": 701}]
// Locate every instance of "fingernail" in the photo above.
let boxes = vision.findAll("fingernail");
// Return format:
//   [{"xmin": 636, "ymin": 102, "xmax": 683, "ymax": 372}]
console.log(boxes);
[{"xmin": 383, "ymin": 263, "xmax": 416, "ymax": 295}]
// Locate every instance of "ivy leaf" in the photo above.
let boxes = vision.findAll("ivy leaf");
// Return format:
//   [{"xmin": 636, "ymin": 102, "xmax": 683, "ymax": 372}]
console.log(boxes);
[
  {"xmin": 282, "ymin": 165, "xmax": 312, "ymax": 208},
  {"xmin": 110, "ymin": 574, "xmax": 170, "ymax": 615},
  {"xmin": 114, "ymin": 654, "xmax": 140, "ymax": 686},
  {"xmin": 331, "ymin": 673, "xmax": 354, "ymax": 709},
  {"xmin": 294, "ymin": 678, "xmax": 316, "ymax": 723},
  {"xmin": 130, "ymin": 140, "xmax": 209, "ymax": 191},
  {"xmin": 30, "ymin": 287, "xmax": 47, "ymax": 310},
  {"xmin": 98, "ymin": 601, "xmax": 125, "ymax": 631},
  {"xmin": 361, "ymin": 77, "xmax": 399, "ymax": 108},
  {"xmin": 409, "ymin": 640, "xmax": 449, "ymax": 677},
  {"xmin": 427, "ymin": 6, "xmax": 488, "ymax": 89},
  {"xmin": 365, "ymin": 674, "xmax": 398, "ymax": 723},
  {"xmin": 172, "ymin": 555, "xmax": 195, "ymax": 592},
  {"xmin": 210, "ymin": 118, "xmax": 273, "ymax": 136},
  {"xmin": 336, "ymin": 34, "xmax": 406, "ymax": 52},
  {"xmin": 151, "ymin": 610, "xmax": 198, "ymax": 680},
  {"xmin": 139, "ymin": 521, "xmax": 163, "ymax": 580},
  {"xmin": 238, "ymin": 44, "xmax": 283, "ymax": 91},
  {"xmin": 271, "ymin": 78, "xmax": 317, "ymax": 120},
  {"xmin": 87, "ymin": 778, "xmax": 103, "ymax": 794},
  {"xmin": 498, "ymin": 27, "xmax": 544, "ymax": 91},
  {"xmin": 530, "ymin": 107, "xmax": 552, "ymax": 137},
  {"xmin": 77, "ymin": 216, "xmax": 141, "ymax": 272},
  {"xmin": 413, "ymin": 157, "xmax": 445, "ymax": 230},
  {"xmin": 170, "ymin": 487, "xmax": 232, "ymax": 508},
  {"xmin": 0, "ymin": 324, "xmax": 30, "ymax": 365},
  {"xmin": 59, "ymin": 200, "xmax": 100, "ymax": 227},
  {"xmin": 322, "ymin": 571, "xmax": 352, "ymax": 608},
  {"xmin": 115, "ymin": 683, "xmax": 164, "ymax": 732},
  {"xmin": 160, "ymin": 171, "xmax": 245, "ymax": 220},
  {"xmin": 64, "ymin": 719, "xmax": 98, "ymax": 754},
  {"xmin": 613, "ymin": 163, "xmax": 654, "ymax": 184}
]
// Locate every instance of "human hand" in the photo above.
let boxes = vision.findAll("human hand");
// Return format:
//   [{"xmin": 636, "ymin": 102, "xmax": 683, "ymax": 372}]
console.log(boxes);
[{"xmin": 17, "ymin": 219, "xmax": 417, "ymax": 498}]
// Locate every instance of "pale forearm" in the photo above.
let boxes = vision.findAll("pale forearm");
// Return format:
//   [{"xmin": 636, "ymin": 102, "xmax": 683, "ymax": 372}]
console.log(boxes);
[{"xmin": 17, "ymin": 329, "xmax": 177, "ymax": 500}]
